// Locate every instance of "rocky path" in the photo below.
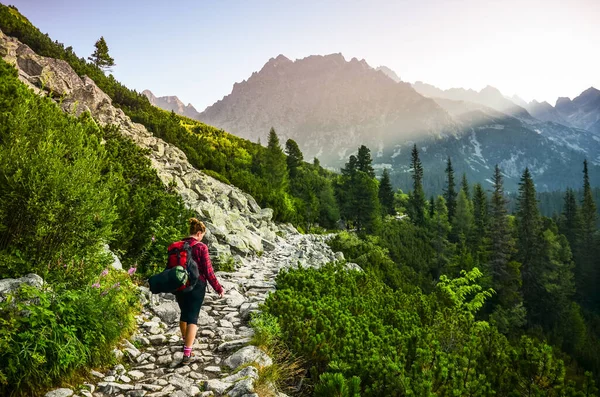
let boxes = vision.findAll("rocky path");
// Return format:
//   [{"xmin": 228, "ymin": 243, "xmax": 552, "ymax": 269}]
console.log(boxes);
[{"xmin": 44, "ymin": 233, "xmax": 341, "ymax": 397}]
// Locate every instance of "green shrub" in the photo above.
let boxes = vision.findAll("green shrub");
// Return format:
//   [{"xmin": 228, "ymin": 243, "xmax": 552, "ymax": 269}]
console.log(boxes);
[
  {"xmin": 0, "ymin": 60, "xmax": 116, "ymax": 279},
  {"xmin": 0, "ymin": 268, "xmax": 139, "ymax": 396},
  {"xmin": 264, "ymin": 264, "xmax": 592, "ymax": 396},
  {"xmin": 213, "ymin": 254, "xmax": 235, "ymax": 273},
  {"xmin": 250, "ymin": 312, "xmax": 282, "ymax": 349}
]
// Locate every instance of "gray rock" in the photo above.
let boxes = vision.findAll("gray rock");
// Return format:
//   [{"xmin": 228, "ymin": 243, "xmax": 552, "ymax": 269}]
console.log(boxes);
[
  {"xmin": 148, "ymin": 335, "xmax": 167, "ymax": 345},
  {"xmin": 225, "ymin": 289, "xmax": 246, "ymax": 308},
  {"xmin": 44, "ymin": 388, "xmax": 74, "ymax": 397},
  {"xmin": 221, "ymin": 366, "xmax": 259, "ymax": 384},
  {"xmin": 226, "ymin": 378, "xmax": 254, "ymax": 397},
  {"xmin": 0, "ymin": 273, "xmax": 44, "ymax": 300},
  {"xmin": 128, "ymin": 370, "xmax": 145, "ymax": 381},
  {"xmin": 103, "ymin": 244, "xmax": 123, "ymax": 270},
  {"xmin": 204, "ymin": 379, "xmax": 232, "ymax": 395},
  {"xmin": 217, "ymin": 338, "xmax": 251, "ymax": 352},
  {"xmin": 152, "ymin": 301, "xmax": 180, "ymax": 324},
  {"xmin": 261, "ymin": 239, "xmax": 277, "ymax": 252},
  {"xmin": 223, "ymin": 346, "xmax": 273, "ymax": 370},
  {"xmin": 197, "ymin": 309, "xmax": 215, "ymax": 326}
]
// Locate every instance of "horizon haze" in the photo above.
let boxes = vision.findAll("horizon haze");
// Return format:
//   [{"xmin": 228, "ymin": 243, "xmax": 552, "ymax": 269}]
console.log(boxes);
[{"xmin": 7, "ymin": 0, "xmax": 600, "ymax": 111}]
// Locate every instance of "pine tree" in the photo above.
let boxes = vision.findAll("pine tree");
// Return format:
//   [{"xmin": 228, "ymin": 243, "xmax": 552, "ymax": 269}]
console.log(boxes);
[
  {"xmin": 285, "ymin": 139, "xmax": 303, "ymax": 178},
  {"xmin": 515, "ymin": 168, "xmax": 545, "ymax": 325},
  {"xmin": 264, "ymin": 128, "xmax": 288, "ymax": 190},
  {"xmin": 581, "ymin": 160, "xmax": 597, "ymax": 238},
  {"xmin": 559, "ymin": 188, "xmax": 581, "ymax": 251},
  {"xmin": 578, "ymin": 159, "xmax": 598, "ymax": 309},
  {"xmin": 408, "ymin": 144, "xmax": 426, "ymax": 226},
  {"xmin": 487, "ymin": 165, "xmax": 524, "ymax": 332},
  {"xmin": 453, "ymin": 189, "xmax": 473, "ymax": 240},
  {"xmin": 88, "ymin": 36, "xmax": 115, "ymax": 71},
  {"xmin": 516, "ymin": 168, "xmax": 542, "ymax": 268},
  {"xmin": 353, "ymin": 172, "xmax": 381, "ymax": 233},
  {"xmin": 356, "ymin": 145, "xmax": 375, "ymax": 178},
  {"xmin": 341, "ymin": 155, "xmax": 358, "ymax": 177},
  {"xmin": 444, "ymin": 157, "xmax": 457, "ymax": 223},
  {"xmin": 378, "ymin": 168, "xmax": 395, "ymax": 216},
  {"xmin": 461, "ymin": 173, "xmax": 470, "ymax": 201},
  {"xmin": 433, "ymin": 196, "xmax": 451, "ymax": 279},
  {"xmin": 429, "ymin": 196, "xmax": 435, "ymax": 219},
  {"xmin": 472, "ymin": 183, "xmax": 489, "ymax": 262}
]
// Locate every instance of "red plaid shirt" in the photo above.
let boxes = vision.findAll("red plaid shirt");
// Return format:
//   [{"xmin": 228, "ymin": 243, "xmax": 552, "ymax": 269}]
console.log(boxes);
[{"xmin": 183, "ymin": 238, "xmax": 223, "ymax": 294}]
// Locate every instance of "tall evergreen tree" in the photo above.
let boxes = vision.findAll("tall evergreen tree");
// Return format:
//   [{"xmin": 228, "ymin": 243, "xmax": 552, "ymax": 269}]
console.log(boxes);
[
  {"xmin": 472, "ymin": 183, "xmax": 489, "ymax": 261},
  {"xmin": 433, "ymin": 196, "xmax": 452, "ymax": 279},
  {"xmin": 559, "ymin": 188, "xmax": 581, "ymax": 251},
  {"xmin": 408, "ymin": 144, "xmax": 426, "ymax": 226},
  {"xmin": 453, "ymin": 189, "xmax": 473, "ymax": 240},
  {"xmin": 341, "ymin": 155, "xmax": 358, "ymax": 177},
  {"xmin": 515, "ymin": 168, "xmax": 545, "ymax": 325},
  {"xmin": 264, "ymin": 128, "xmax": 288, "ymax": 190},
  {"xmin": 444, "ymin": 157, "xmax": 457, "ymax": 222},
  {"xmin": 429, "ymin": 196, "xmax": 435, "ymax": 219},
  {"xmin": 353, "ymin": 172, "xmax": 381, "ymax": 233},
  {"xmin": 356, "ymin": 145, "xmax": 375, "ymax": 178},
  {"xmin": 88, "ymin": 36, "xmax": 115, "ymax": 71},
  {"xmin": 579, "ymin": 159, "xmax": 598, "ymax": 309},
  {"xmin": 487, "ymin": 165, "xmax": 524, "ymax": 332},
  {"xmin": 378, "ymin": 168, "xmax": 395, "ymax": 216},
  {"xmin": 461, "ymin": 173, "xmax": 470, "ymax": 201},
  {"xmin": 516, "ymin": 168, "xmax": 542, "ymax": 268},
  {"xmin": 285, "ymin": 139, "xmax": 303, "ymax": 178}
]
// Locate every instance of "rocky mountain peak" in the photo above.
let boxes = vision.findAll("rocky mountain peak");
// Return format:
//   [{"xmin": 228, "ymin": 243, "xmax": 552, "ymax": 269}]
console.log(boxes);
[
  {"xmin": 573, "ymin": 86, "xmax": 600, "ymax": 106},
  {"xmin": 376, "ymin": 65, "xmax": 401, "ymax": 82},
  {"xmin": 143, "ymin": 90, "xmax": 201, "ymax": 120},
  {"xmin": 555, "ymin": 96, "xmax": 573, "ymax": 107},
  {"xmin": 199, "ymin": 53, "xmax": 457, "ymax": 164}
]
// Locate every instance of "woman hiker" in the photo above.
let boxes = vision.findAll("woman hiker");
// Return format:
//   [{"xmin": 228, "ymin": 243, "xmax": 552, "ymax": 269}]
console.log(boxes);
[{"xmin": 177, "ymin": 218, "xmax": 224, "ymax": 364}]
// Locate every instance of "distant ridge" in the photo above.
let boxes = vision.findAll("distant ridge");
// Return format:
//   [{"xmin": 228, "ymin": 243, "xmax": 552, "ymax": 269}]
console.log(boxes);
[{"xmin": 143, "ymin": 89, "xmax": 201, "ymax": 120}]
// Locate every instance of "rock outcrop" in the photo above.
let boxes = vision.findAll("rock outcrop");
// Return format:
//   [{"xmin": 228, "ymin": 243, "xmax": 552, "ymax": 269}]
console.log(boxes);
[{"xmin": 0, "ymin": 29, "xmax": 353, "ymax": 396}]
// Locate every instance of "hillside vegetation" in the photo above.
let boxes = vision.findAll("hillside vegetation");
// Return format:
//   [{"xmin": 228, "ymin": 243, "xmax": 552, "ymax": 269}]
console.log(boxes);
[{"xmin": 0, "ymin": 4, "xmax": 599, "ymax": 396}]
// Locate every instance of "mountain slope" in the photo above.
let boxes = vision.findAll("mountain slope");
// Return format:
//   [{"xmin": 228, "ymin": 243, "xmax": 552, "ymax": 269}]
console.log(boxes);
[
  {"xmin": 555, "ymin": 87, "xmax": 600, "ymax": 133},
  {"xmin": 198, "ymin": 54, "xmax": 600, "ymax": 191},
  {"xmin": 527, "ymin": 100, "xmax": 569, "ymax": 125},
  {"xmin": 381, "ymin": 97, "xmax": 600, "ymax": 192},
  {"xmin": 412, "ymin": 81, "xmax": 533, "ymax": 119},
  {"xmin": 376, "ymin": 65, "xmax": 401, "ymax": 82},
  {"xmin": 199, "ymin": 54, "xmax": 460, "ymax": 163},
  {"xmin": 143, "ymin": 89, "xmax": 201, "ymax": 119}
]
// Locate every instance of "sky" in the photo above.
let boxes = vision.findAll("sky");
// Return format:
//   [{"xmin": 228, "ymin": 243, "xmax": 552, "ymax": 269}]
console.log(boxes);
[{"xmin": 8, "ymin": 0, "xmax": 600, "ymax": 111}]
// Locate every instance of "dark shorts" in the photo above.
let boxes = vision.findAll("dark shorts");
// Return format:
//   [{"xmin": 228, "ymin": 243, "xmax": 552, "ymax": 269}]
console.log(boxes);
[{"xmin": 175, "ymin": 280, "xmax": 206, "ymax": 325}]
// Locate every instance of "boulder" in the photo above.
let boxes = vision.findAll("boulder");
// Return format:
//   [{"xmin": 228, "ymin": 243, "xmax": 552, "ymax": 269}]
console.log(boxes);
[
  {"xmin": 44, "ymin": 388, "xmax": 74, "ymax": 397},
  {"xmin": 204, "ymin": 379, "xmax": 232, "ymax": 395},
  {"xmin": 0, "ymin": 273, "xmax": 44, "ymax": 302},
  {"xmin": 227, "ymin": 378, "xmax": 255, "ymax": 397},
  {"xmin": 151, "ymin": 301, "xmax": 180, "ymax": 324},
  {"xmin": 225, "ymin": 289, "xmax": 246, "ymax": 308},
  {"xmin": 229, "ymin": 189, "xmax": 248, "ymax": 211},
  {"xmin": 223, "ymin": 346, "xmax": 273, "ymax": 370}
]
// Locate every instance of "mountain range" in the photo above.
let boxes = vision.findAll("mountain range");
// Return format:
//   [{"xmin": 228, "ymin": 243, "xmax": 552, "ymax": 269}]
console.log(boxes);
[
  {"xmin": 145, "ymin": 55, "xmax": 600, "ymax": 192},
  {"xmin": 142, "ymin": 89, "xmax": 201, "ymax": 120}
]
